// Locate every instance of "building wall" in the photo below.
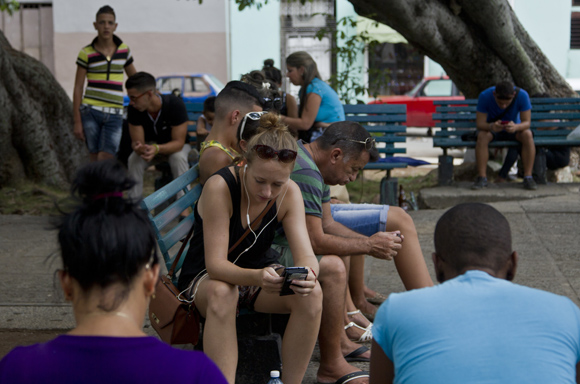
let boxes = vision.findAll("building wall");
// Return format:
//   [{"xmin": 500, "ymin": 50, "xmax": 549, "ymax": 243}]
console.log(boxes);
[
  {"xmin": 513, "ymin": 0, "xmax": 570, "ymax": 77},
  {"xmin": 229, "ymin": 1, "xmax": 280, "ymax": 82},
  {"xmin": 52, "ymin": 0, "xmax": 228, "ymax": 97}
]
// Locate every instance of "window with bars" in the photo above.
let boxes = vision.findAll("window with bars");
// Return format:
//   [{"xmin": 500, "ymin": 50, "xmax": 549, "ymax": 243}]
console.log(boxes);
[{"xmin": 571, "ymin": 12, "xmax": 580, "ymax": 49}]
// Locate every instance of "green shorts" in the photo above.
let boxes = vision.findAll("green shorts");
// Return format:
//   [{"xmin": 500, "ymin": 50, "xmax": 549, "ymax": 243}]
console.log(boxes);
[{"xmin": 271, "ymin": 244, "xmax": 323, "ymax": 267}]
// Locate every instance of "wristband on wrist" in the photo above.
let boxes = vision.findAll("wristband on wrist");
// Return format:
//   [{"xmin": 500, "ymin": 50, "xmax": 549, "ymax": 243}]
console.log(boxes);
[
  {"xmin": 310, "ymin": 267, "xmax": 317, "ymax": 282},
  {"xmin": 153, "ymin": 143, "xmax": 160, "ymax": 155}
]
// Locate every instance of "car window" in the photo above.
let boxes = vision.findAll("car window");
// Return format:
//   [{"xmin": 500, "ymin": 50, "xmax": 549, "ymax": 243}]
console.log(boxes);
[
  {"xmin": 406, "ymin": 81, "xmax": 423, "ymax": 97},
  {"xmin": 158, "ymin": 77, "xmax": 183, "ymax": 93},
  {"xmin": 422, "ymin": 79, "xmax": 453, "ymax": 97},
  {"xmin": 208, "ymin": 74, "xmax": 225, "ymax": 91},
  {"xmin": 183, "ymin": 78, "xmax": 193, "ymax": 93},
  {"xmin": 193, "ymin": 77, "xmax": 209, "ymax": 93}
]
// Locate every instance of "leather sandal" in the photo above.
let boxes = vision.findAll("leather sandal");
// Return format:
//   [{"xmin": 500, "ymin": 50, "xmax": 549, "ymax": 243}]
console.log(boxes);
[
  {"xmin": 344, "ymin": 321, "xmax": 373, "ymax": 343},
  {"xmin": 366, "ymin": 292, "xmax": 388, "ymax": 305}
]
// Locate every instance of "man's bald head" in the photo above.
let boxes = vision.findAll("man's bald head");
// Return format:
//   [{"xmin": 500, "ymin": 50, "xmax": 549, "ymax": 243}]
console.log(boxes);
[{"xmin": 434, "ymin": 203, "xmax": 513, "ymax": 275}]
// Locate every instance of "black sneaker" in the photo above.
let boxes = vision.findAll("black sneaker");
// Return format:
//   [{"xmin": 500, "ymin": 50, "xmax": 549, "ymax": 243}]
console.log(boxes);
[
  {"xmin": 523, "ymin": 177, "xmax": 538, "ymax": 190},
  {"xmin": 471, "ymin": 177, "xmax": 488, "ymax": 190}
]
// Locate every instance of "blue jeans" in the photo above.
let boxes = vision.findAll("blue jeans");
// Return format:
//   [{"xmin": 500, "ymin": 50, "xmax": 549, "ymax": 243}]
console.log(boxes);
[
  {"xmin": 80, "ymin": 104, "xmax": 123, "ymax": 155},
  {"xmin": 330, "ymin": 203, "xmax": 390, "ymax": 236}
]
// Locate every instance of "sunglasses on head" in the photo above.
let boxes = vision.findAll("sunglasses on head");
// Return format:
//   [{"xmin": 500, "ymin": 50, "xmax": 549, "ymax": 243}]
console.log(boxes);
[
  {"xmin": 253, "ymin": 144, "xmax": 297, "ymax": 163},
  {"xmin": 340, "ymin": 137, "xmax": 376, "ymax": 151},
  {"xmin": 239, "ymin": 111, "xmax": 267, "ymax": 141}
]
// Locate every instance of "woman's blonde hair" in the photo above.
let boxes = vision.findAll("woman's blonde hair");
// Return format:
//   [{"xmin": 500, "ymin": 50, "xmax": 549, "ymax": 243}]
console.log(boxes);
[{"xmin": 243, "ymin": 113, "xmax": 297, "ymax": 165}]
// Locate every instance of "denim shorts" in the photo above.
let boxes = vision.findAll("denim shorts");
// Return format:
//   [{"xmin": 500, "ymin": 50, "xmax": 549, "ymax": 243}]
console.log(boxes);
[
  {"xmin": 80, "ymin": 104, "xmax": 124, "ymax": 155},
  {"xmin": 330, "ymin": 203, "xmax": 389, "ymax": 236}
]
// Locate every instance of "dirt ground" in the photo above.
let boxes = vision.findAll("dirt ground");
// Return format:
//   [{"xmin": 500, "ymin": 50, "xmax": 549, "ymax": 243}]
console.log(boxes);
[{"xmin": 0, "ymin": 330, "xmax": 64, "ymax": 358}]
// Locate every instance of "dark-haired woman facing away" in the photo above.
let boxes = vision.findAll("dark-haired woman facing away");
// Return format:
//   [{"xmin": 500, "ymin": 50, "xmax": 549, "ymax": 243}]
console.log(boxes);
[
  {"xmin": 0, "ymin": 160, "xmax": 227, "ymax": 384},
  {"xmin": 262, "ymin": 58, "xmax": 298, "ymax": 119},
  {"xmin": 178, "ymin": 114, "xmax": 322, "ymax": 384}
]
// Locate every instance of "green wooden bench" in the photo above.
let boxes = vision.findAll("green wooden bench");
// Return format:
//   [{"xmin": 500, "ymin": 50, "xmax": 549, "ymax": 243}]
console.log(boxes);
[
  {"xmin": 433, "ymin": 98, "xmax": 580, "ymax": 185},
  {"xmin": 343, "ymin": 104, "xmax": 408, "ymax": 205},
  {"xmin": 141, "ymin": 164, "xmax": 201, "ymax": 274}
]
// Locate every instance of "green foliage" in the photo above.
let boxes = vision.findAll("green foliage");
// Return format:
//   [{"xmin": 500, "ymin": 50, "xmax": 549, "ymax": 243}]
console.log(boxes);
[
  {"xmin": 0, "ymin": 0, "xmax": 19, "ymax": 15},
  {"xmin": 194, "ymin": 0, "xmax": 390, "ymax": 104},
  {"xmin": 315, "ymin": 15, "xmax": 390, "ymax": 104}
]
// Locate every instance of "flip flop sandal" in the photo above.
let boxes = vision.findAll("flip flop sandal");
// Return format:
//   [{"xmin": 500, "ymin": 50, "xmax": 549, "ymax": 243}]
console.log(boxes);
[
  {"xmin": 347, "ymin": 309, "xmax": 372, "ymax": 330},
  {"xmin": 343, "ymin": 345, "xmax": 370, "ymax": 362},
  {"xmin": 366, "ymin": 292, "xmax": 388, "ymax": 305},
  {"xmin": 317, "ymin": 370, "xmax": 370, "ymax": 384},
  {"xmin": 344, "ymin": 321, "xmax": 373, "ymax": 343}
]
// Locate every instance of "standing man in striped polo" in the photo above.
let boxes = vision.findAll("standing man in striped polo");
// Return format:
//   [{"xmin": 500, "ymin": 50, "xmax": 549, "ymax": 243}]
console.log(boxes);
[{"xmin": 73, "ymin": 5, "xmax": 136, "ymax": 162}]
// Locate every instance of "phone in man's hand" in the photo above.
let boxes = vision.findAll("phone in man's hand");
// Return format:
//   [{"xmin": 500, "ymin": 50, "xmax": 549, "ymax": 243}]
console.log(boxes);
[{"xmin": 279, "ymin": 267, "xmax": 309, "ymax": 296}]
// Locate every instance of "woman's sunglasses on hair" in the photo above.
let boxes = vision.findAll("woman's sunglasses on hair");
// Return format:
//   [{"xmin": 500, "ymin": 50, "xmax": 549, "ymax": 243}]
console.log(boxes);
[
  {"xmin": 239, "ymin": 111, "xmax": 267, "ymax": 140},
  {"xmin": 342, "ymin": 137, "xmax": 376, "ymax": 151},
  {"xmin": 253, "ymin": 144, "xmax": 297, "ymax": 163}
]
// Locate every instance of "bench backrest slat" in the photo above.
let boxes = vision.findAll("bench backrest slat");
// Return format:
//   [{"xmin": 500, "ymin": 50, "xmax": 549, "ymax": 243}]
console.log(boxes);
[
  {"xmin": 141, "ymin": 164, "xmax": 202, "ymax": 272},
  {"xmin": 342, "ymin": 103, "xmax": 408, "ymax": 170}
]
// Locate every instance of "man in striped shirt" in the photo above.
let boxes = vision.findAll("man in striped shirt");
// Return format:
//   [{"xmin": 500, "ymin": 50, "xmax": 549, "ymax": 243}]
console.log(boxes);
[{"xmin": 73, "ymin": 5, "xmax": 136, "ymax": 162}]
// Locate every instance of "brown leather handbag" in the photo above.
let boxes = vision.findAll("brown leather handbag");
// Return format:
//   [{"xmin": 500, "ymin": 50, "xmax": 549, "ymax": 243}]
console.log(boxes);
[
  {"xmin": 149, "ymin": 225, "xmax": 200, "ymax": 345},
  {"xmin": 148, "ymin": 198, "xmax": 276, "ymax": 345}
]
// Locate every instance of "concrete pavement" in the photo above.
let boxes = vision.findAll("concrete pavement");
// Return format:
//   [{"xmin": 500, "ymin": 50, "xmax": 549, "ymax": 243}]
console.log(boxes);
[{"xmin": 1, "ymin": 184, "xmax": 579, "ymax": 382}]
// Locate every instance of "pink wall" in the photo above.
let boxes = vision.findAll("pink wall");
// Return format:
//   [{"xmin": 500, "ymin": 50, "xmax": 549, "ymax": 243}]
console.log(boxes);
[{"xmin": 55, "ymin": 32, "xmax": 227, "ymax": 98}]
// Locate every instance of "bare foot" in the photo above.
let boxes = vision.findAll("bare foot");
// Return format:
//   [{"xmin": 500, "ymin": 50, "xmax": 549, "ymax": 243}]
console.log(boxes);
[
  {"xmin": 363, "ymin": 285, "xmax": 377, "ymax": 299},
  {"xmin": 317, "ymin": 360, "xmax": 369, "ymax": 384},
  {"xmin": 354, "ymin": 300, "xmax": 377, "ymax": 319}
]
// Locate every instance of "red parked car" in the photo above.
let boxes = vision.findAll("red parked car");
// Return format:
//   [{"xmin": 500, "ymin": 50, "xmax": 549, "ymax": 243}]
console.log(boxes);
[{"xmin": 369, "ymin": 76, "xmax": 464, "ymax": 128}]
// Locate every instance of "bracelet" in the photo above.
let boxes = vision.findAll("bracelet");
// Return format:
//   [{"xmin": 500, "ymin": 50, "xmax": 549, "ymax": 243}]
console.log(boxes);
[
  {"xmin": 310, "ymin": 267, "xmax": 317, "ymax": 283},
  {"xmin": 153, "ymin": 143, "xmax": 159, "ymax": 155}
]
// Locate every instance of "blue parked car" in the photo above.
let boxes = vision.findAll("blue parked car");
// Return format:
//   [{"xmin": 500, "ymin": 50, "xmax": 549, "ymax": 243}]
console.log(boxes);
[{"xmin": 123, "ymin": 73, "xmax": 224, "ymax": 106}]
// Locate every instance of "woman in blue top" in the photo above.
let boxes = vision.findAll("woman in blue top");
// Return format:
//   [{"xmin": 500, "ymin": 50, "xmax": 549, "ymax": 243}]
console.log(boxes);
[{"xmin": 283, "ymin": 51, "xmax": 345, "ymax": 142}]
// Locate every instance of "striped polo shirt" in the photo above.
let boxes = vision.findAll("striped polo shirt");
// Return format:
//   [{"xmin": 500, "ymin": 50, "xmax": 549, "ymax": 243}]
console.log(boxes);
[
  {"xmin": 76, "ymin": 35, "xmax": 134, "ymax": 108},
  {"xmin": 273, "ymin": 140, "xmax": 330, "ymax": 247}
]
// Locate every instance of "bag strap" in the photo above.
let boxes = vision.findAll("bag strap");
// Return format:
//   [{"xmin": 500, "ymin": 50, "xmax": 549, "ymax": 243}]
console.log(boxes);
[
  {"xmin": 168, "ymin": 223, "xmax": 196, "ymax": 278},
  {"xmin": 167, "ymin": 197, "xmax": 277, "ymax": 278},
  {"xmin": 228, "ymin": 198, "xmax": 277, "ymax": 253},
  {"xmin": 492, "ymin": 87, "xmax": 520, "ymax": 122}
]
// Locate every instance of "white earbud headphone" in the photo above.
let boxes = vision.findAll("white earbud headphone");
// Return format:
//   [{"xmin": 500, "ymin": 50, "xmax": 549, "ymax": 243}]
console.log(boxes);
[{"xmin": 244, "ymin": 164, "xmax": 251, "ymax": 227}]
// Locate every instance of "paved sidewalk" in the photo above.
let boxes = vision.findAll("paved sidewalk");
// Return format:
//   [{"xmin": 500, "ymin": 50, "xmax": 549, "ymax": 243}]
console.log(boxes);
[{"xmin": 1, "ymin": 184, "xmax": 579, "ymax": 382}]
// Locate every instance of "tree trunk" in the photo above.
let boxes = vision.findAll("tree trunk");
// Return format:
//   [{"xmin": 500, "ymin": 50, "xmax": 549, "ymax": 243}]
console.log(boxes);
[
  {"xmin": 348, "ymin": 0, "xmax": 576, "ymax": 98},
  {"xmin": 0, "ymin": 30, "xmax": 87, "ymax": 187}
]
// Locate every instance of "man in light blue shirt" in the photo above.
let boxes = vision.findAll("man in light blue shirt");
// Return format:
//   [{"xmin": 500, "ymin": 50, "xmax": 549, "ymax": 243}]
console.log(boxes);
[{"xmin": 370, "ymin": 202, "xmax": 580, "ymax": 384}]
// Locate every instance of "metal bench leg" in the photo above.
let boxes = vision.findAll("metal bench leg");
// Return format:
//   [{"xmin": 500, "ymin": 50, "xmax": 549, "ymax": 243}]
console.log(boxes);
[
  {"xmin": 533, "ymin": 148, "xmax": 548, "ymax": 185},
  {"xmin": 380, "ymin": 176, "xmax": 398, "ymax": 206},
  {"xmin": 438, "ymin": 155, "xmax": 454, "ymax": 186}
]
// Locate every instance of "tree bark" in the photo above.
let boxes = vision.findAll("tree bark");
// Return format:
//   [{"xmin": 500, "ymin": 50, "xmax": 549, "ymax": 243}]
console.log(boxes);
[
  {"xmin": 348, "ymin": 0, "xmax": 576, "ymax": 98},
  {"xmin": 0, "ymin": 30, "xmax": 87, "ymax": 186}
]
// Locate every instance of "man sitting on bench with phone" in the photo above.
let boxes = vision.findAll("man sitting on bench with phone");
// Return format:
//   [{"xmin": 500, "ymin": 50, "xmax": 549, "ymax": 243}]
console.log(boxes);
[{"xmin": 472, "ymin": 80, "xmax": 536, "ymax": 190}]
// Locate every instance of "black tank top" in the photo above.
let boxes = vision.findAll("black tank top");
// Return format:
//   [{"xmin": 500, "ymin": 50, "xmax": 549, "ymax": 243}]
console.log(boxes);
[{"xmin": 178, "ymin": 166, "xmax": 280, "ymax": 291}]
